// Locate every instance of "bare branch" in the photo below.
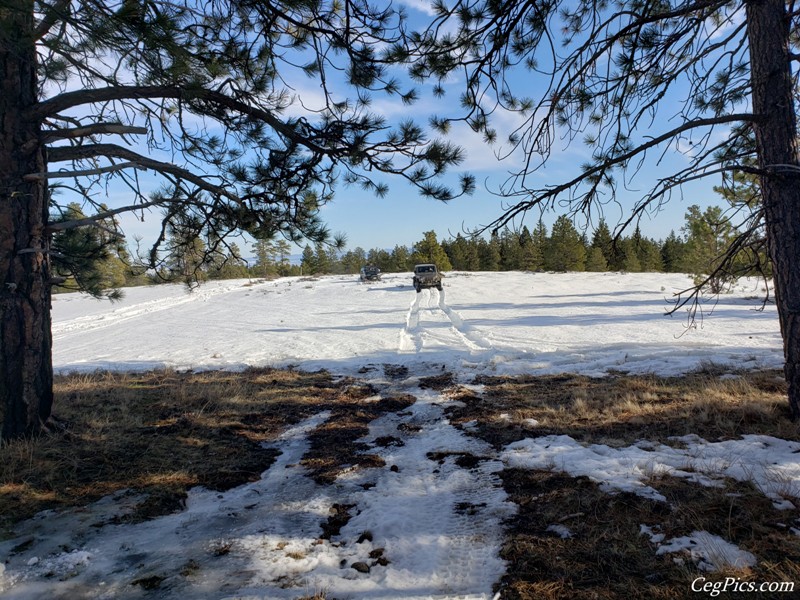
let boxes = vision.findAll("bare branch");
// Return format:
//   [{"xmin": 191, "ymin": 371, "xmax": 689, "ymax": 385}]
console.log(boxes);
[
  {"xmin": 41, "ymin": 123, "xmax": 148, "ymax": 142},
  {"xmin": 46, "ymin": 144, "xmax": 242, "ymax": 203},
  {"xmin": 47, "ymin": 197, "xmax": 175, "ymax": 232},
  {"xmin": 25, "ymin": 162, "xmax": 143, "ymax": 180}
]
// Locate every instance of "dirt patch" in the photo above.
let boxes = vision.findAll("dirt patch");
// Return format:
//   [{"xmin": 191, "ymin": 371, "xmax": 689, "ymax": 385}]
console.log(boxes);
[
  {"xmin": 419, "ymin": 371, "xmax": 455, "ymax": 390},
  {"xmin": 426, "ymin": 451, "xmax": 489, "ymax": 469},
  {"xmin": 320, "ymin": 503, "xmax": 356, "ymax": 540},
  {"xmin": 301, "ymin": 391, "xmax": 416, "ymax": 485},
  {"xmin": 383, "ymin": 364, "xmax": 409, "ymax": 380}
]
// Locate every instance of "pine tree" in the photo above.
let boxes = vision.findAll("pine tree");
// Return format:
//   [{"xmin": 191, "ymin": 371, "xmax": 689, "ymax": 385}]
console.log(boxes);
[
  {"xmin": 545, "ymin": 216, "xmax": 586, "ymax": 271},
  {"xmin": 477, "ymin": 236, "xmax": 501, "ymax": 271},
  {"xmin": 300, "ymin": 245, "xmax": 317, "ymax": 275},
  {"xmin": 585, "ymin": 247, "xmax": 608, "ymax": 272},
  {"xmin": 499, "ymin": 229, "xmax": 523, "ymax": 270},
  {"xmin": 50, "ymin": 203, "xmax": 127, "ymax": 299},
  {"xmin": 682, "ymin": 205, "xmax": 739, "ymax": 293},
  {"xmin": 1, "ymin": 1, "xmax": 472, "ymax": 438},
  {"xmin": 591, "ymin": 220, "xmax": 617, "ymax": 271},
  {"xmin": 390, "ymin": 245, "xmax": 411, "ymax": 272},
  {"xmin": 252, "ymin": 239, "xmax": 277, "ymax": 278},
  {"xmin": 367, "ymin": 248, "xmax": 393, "ymax": 272},
  {"xmin": 341, "ymin": 247, "xmax": 367, "ymax": 274},
  {"xmin": 519, "ymin": 226, "xmax": 544, "ymax": 271},
  {"xmin": 661, "ymin": 231, "xmax": 687, "ymax": 273},
  {"xmin": 411, "ymin": 231, "xmax": 452, "ymax": 270}
]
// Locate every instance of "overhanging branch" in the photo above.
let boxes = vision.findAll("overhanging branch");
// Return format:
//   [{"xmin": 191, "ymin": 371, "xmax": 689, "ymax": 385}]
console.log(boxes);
[
  {"xmin": 46, "ymin": 144, "xmax": 242, "ymax": 204},
  {"xmin": 29, "ymin": 86, "xmax": 336, "ymax": 156},
  {"xmin": 47, "ymin": 197, "xmax": 172, "ymax": 232},
  {"xmin": 41, "ymin": 123, "xmax": 148, "ymax": 142},
  {"xmin": 25, "ymin": 162, "xmax": 142, "ymax": 180}
]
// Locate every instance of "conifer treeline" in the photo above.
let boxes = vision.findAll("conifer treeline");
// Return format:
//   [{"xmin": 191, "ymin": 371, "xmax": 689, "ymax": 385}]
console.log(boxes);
[
  {"xmin": 54, "ymin": 205, "xmax": 766, "ymax": 293},
  {"xmin": 298, "ymin": 208, "xmax": 767, "ymax": 282}
]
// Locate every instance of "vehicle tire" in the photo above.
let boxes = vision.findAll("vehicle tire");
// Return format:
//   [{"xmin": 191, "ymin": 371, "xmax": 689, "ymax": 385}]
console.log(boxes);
[
  {"xmin": 436, "ymin": 283, "xmax": 443, "ymax": 291},
  {"xmin": 415, "ymin": 284, "xmax": 421, "ymax": 293}
]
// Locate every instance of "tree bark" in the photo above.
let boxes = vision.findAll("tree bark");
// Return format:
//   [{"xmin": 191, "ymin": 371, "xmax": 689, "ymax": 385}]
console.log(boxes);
[
  {"xmin": 0, "ymin": 1, "xmax": 53, "ymax": 439},
  {"xmin": 746, "ymin": 0, "xmax": 800, "ymax": 419}
]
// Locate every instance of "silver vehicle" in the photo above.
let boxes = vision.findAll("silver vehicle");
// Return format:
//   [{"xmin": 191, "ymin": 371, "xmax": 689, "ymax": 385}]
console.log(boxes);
[{"xmin": 412, "ymin": 264, "xmax": 442, "ymax": 292}]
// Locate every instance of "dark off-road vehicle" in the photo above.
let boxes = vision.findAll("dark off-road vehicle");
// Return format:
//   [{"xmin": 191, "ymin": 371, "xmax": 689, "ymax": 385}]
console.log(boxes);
[
  {"xmin": 359, "ymin": 265, "xmax": 381, "ymax": 282},
  {"xmin": 412, "ymin": 264, "xmax": 443, "ymax": 292}
]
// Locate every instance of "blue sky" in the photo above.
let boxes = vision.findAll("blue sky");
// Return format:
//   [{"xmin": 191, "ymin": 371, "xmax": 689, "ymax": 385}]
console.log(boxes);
[{"xmin": 106, "ymin": 1, "xmax": 729, "ymax": 255}]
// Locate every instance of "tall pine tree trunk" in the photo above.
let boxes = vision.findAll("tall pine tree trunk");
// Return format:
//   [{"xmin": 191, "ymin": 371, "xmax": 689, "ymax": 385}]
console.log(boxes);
[
  {"xmin": 747, "ymin": 0, "xmax": 800, "ymax": 419},
  {"xmin": 0, "ymin": 1, "xmax": 54, "ymax": 439}
]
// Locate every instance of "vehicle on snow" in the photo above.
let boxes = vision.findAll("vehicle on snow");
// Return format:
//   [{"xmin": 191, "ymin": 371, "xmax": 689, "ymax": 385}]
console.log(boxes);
[
  {"xmin": 359, "ymin": 265, "xmax": 381, "ymax": 282},
  {"xmin": 412, "ymin": 264, "xmax": 443, "ymax": 292}
]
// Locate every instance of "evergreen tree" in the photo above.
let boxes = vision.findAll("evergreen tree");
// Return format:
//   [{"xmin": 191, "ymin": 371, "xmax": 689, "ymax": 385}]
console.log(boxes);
[
  {"xmin": 713, "ymin": 170, "xmax": 771, "ymax": 278},
  {"xmin": 545, "ymin": 216, "xmax": 586, "ymax": 271},
  {"xmin": 411, "ymin": 231, "xmax": 452, "ymax": 270},
  {"xmin": 477, "ymin": 236, "xmax": 501, "ymax": 271},
  {"xmin": 661, "ymin": 231, "xmax": 687, "ymax": 273},
  {"xmin": 341, "ymin": 247, "xmax": 367, "ymax": 274},
  {"xmin": 682, "ymin": 205, "xmax": 739, "ymax": 293},
  {"xmin": 367, "ymin": 248, "xmax": 393, "ymax": 272},
  {"xmin": 637, "ymin": 238, "xmax": 664, "ymax": 272},
  {"xmin": 585, "ymin": 247, "xmax": 608, "ymax": 272},
  {"xmin": 499, "ymin": 228, "xmax": 523, "ymax": 270},
  {"xmin": 252, "ymin": 238, "xmax": 278, "ymax": 278},
  {"xmin": 215, "ymin": 243, "xmax": 249, "ymax": 280},
  {"xmin": 274, "ymin": 240, "xmax": 293, "ymax": 276},
  {"xmin": 1, "ymin": 1, "xmax": 471, "ymax": 438},
  {"xmin": 390, "ymin": 245, "xmax": 412, "ymax": 272},
  {"xmin": 591, "ymin": 220, "xmax": 618, "ymax": 271},
  {"xmin": 50, "ymin": 203, "xmax": 128, "ymax": 299},
  {"xmin": 314, "ymin": 242, "xmax": 333, "ymax": 274},
  {"xmin": 165, "ymin": 227, "xmax": 208, "ymax": 286},
  {"xmin": 300, "ymin": 245, "xmax": 317, "ymax": 275},
  {"xmin": 519, "ymin": 226, "xmax": 544, "ymax": 271},
  {"xmin": 618, "ymin": 238, "xmax": 642, "ymax": 273},
  {"xmin": 527, "ymin": 220, "xmax": 548, "ymax": 271}
]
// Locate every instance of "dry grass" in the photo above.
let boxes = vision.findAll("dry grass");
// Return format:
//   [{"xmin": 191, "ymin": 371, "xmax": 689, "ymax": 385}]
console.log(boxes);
[
  {"xmin": 0, "ymin": 368, "xmax": 340, "ymax": 536},
  {"xmin": 498, "ymin": 469, "xmax": 800, "ymax": 599},
  {"xmin": 447, "ymin": 369, "xmax": 797, "ymax": 449}
]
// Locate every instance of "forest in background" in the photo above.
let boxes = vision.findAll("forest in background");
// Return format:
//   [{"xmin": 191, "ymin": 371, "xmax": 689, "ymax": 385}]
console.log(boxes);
[{"xmin": 55, "ymin": 201, "xmax": 768, "ymax": 299}]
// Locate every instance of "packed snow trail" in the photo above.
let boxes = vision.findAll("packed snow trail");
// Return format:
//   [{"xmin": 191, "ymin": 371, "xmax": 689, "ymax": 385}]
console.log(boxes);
[
  {"xmin": 0, "ymin": 377, "xmax": 515, "ymax": 599},
  {"xmin": 400, "ymin": 288, "xmax": 493, "ymax": 355}
]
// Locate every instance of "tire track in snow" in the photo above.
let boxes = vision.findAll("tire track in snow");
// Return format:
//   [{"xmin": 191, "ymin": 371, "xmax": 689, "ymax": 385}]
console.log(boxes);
[
  {"xmin": 51, "ymin": 283, "xmax": 244, "ymax": 340},
  {"xmin": 398, "ymin": 293, "xmax": 423, "ymax": 353},
  {"xmin": 334, "ymin": 384, "xmax": 515, "ymax": 599},
  {"xmin": 399, "ymin": 288, "xmax": 493, "ymax": 355},
  {"xmin": 436, "ymin": 288, "xmax": 494, "ymax": 351}
]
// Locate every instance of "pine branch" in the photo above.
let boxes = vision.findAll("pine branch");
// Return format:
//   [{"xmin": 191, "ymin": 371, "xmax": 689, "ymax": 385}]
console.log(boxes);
[
  {"xmin": 29, "ymin": 86, "xmax": 338, "ymax": 157},
  {"xmin": 41, "ymin": 123, "xmax": 148, "ymax": 142},
  {"xmin": 33, "ymin": 0, "xmax": 71, "ymax": 41},
  {"xmin": 45, "ymin": 143, "xmax": 242, "ymax": 203},
  {"xmin": 46, "ymin": 197, "xmax": 168, "ymax": 232}
]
